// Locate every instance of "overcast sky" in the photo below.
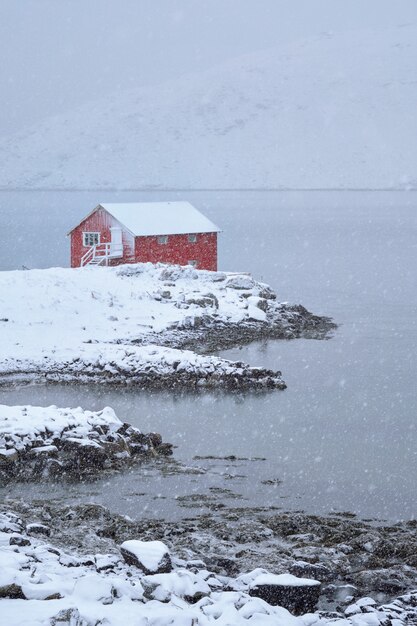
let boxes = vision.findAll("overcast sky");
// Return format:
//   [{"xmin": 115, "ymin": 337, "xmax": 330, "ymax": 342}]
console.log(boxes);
[{"xmin": 0, "ymin": 0, "xmax": 416, "ymax": 137}]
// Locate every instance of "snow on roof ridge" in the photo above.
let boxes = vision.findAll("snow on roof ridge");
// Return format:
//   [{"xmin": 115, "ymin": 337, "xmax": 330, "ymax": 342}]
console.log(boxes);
[{"xmin": 98, "ymin": 201, "xmax": 221, "ymax": 237}]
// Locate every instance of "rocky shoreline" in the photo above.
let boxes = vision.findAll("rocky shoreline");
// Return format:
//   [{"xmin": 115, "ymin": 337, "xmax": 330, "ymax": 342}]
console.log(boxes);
[
  {"xmin": 0, "ymin": 344, "xmax": 286, "ymax": 391},
  {"xmin": 0, "ymin": 263, "xmax": 335, "ymax": 391},
  {"xmin": 147, "ymin": 303, "xmax": 335, "ymax": 354},
  {"xmin": 28, "ymin": 501, "xmax": 416, "ymax": 606},
  {"xmin": 1, "ymin": 500, "xmax": 417, "ymax": 625},
  {"xmin": 0, "ymin": 405, "xmax": 173, "ymax": 483}
]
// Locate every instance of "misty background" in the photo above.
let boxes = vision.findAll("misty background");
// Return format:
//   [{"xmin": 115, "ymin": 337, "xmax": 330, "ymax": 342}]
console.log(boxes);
[{"xmin": 0, "ymin": 0, "xmax": 415, "ymax": 137}]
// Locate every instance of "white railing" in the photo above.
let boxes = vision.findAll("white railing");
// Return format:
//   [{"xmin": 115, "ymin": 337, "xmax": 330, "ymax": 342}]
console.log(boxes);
[{"xmin": 80, "ymin": 242, "xmax": 123, "ymax": 267}]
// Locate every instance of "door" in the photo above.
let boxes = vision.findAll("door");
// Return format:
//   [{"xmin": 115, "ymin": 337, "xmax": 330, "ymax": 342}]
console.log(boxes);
[{"xmin": 110, "ymin": 227, "xmax": 123, "ymax": 258}]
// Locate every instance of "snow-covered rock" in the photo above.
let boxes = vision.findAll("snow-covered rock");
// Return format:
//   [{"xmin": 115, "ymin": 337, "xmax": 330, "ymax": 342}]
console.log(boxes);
[
  {"xmin": 249, "ymin": 573, "xmax": 321, "ymax": 614},
  {"xmin": 0, "ymin": 404, "xmax": 172, "ymax": 482},
  {"xmin": 142, "ymin": 570, "xmax": 211, "ymax": 603},
  {"xmin": 120, "ymin": 540, "xmax": 172, "ymax": 574},
  {"xmin": 0, "ymin": 343, "xmax": 286, "ymax": 390}
]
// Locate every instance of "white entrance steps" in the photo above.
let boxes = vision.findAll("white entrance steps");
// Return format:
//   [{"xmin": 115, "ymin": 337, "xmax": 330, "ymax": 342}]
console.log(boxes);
[{"xmin": 80, "ymin": 242, "xmax": 123, "ymax": 267}]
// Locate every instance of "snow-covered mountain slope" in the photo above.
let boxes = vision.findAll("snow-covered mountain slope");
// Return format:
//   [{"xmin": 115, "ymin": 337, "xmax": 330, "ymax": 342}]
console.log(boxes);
[{"xmin": 1, "ymin": 25, "xmax": 416, "ymax": 190}]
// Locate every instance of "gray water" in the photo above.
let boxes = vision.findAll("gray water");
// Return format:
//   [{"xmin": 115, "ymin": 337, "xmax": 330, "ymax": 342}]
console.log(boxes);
[{"xmin": 1, "ymin": 190, "xmax": 416, "ymax": 521}]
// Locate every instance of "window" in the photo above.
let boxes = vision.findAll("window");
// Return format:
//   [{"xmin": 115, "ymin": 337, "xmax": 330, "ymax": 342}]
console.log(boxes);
[
  {"xmin": 83, "ymin": 232, "xmax": 100, "ymax": 247},
  {"xmin": 188, "ymin": 234, "xmax": 197, "ymax": 243},
  {"xmin": 188, "ymin": 260, "xmax": 198, "ymax": 268},
  {"xmin": 157, "ymin": 235, "xmax": 168, "ymax": 244}
]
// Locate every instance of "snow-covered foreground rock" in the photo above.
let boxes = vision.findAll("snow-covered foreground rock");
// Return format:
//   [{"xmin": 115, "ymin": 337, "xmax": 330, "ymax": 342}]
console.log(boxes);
[
  {"xmin": 0, "ymin": 263, "xmax": 334, "ymax": 389},
  {"xmin": 0, "ymin": 404, "xmax": 172, "ymax": 482},
  {"xmin": 1, "ymin": 507, "xmax": 417, "ymax": 626}
]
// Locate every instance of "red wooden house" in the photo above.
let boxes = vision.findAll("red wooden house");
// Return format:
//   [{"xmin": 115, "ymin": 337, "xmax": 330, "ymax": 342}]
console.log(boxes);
[{"xmin": 68, "ymin": 202, "xmax": 220, "ymax": 271}]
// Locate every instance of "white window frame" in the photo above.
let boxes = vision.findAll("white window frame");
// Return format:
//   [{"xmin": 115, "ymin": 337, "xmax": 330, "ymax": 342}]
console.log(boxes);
[
  {"xmin": 83, "ymin": 232, "xmax": 100, "ymax": 247},
  {"xmin": 157, "ymin": 235, "xmax": 169, "ymax": 244},
  {"xmin": 188, "ymin": 260, "xmax": 198, "ymax": 268},
  {"xmin": 188, "ymin": 234, "xmax": 197, "ymax": 243}
]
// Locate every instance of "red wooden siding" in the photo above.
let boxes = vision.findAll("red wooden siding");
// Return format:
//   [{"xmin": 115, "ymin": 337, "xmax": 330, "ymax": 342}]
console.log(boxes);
[{"xmin": 134, "ymin": 232, "xmax": 217, "ymax": 271}]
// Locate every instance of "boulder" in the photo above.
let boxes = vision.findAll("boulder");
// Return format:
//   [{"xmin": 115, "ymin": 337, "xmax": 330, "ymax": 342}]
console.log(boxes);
[
  {"xmin": 45, "ymin": 458, "xmax": 64, "ymax": 477},
  {"xmin": 256, "ymin": 298, "xmax": 269, "ymax": 312},
  {"xmin": 226, "ymin": 275, "xmax": 255, "ymax": 290},
  {"xmin": 258, "ymin": 286, "xmax": 276, "ymax": 300},
  {"xmin": 249, "ymin": 573, "xmax": 321, "ymax": 615},
  {"xmin": 147, "ymin": 432, "xmax": 163, "ymax": 448},
  {"xmin": 61, "ymin": 438, "xmax": 107, "ymax": 469},
  {"xmin": 185, "ymin": 296, "xmax": 216, "ymax": 308},
  {"xmin": 120, "ymin": 539, "xmax": 172, "ymax": 574},
  {"xmin": 26, "ymin": 522, "xmax": 51, "ymax": 537},
  {"xmin": 73, "ymin": 574, "xmax": 115, "ymax": 604},
  {"xmin": 155, "ymin": 443, "xmax": 174, "ymax": 456},
  {"xmin": 9, "ymin": 534, "xmax": 31, "ymax": 547},
  {"xmin": 0, "ymin": 583, "xmax": 26, "ymax": 599},
  {"xmin": 289, "ymin": 561, "xmax": 333, "ymax": 582},
  {"xmin": 0, "ymin": 448, "xmax": 19, "ymax": 464},
  {"xmin": 142, "ymin": 571, "xmax": 210, "ymax": 603},
  {"xmin": 29, "ymin": 444, "xmax": 58, "ymax": 459}
]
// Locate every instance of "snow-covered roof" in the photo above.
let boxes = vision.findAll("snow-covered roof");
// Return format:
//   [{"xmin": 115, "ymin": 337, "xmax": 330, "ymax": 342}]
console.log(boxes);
[{"xmin": 98, "ymin": 202, "xmax": 220, "ymax": 237}]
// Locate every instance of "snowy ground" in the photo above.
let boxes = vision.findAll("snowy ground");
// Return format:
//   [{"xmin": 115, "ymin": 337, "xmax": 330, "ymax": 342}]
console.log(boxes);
[
  {"xmin": 0, "ymin": 263, "xmax": 331, "ymax": 389},
  {"xmin": 1, "ymin": 505, "xmax": 417, "ymax": 626}
]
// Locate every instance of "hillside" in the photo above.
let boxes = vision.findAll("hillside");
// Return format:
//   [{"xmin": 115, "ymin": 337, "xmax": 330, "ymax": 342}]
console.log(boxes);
[{"xmin": 0, "ymin": 24, "xmax": 416, "ymax": 190}]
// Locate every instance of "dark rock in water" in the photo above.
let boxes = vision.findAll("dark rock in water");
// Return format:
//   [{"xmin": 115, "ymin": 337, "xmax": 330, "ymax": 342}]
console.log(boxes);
[
  {"xmin": 155, "ymin": 443, "xmax": 174, "ymax": 456},
  {"xmin": 148, "ymin": 432, "xmax": 163, "ymax": 448},
  {"xmin": 1, "ymin": 417, "xmax": 173, "ymax": 483},
  {"xmin": 120, "ymin": 539, "xmax": 172, "ymax": 574},
  {"xmin": 0, "ymin": 583, "xmax": 26, "ymax": 599},
  {"xmin": 249, "ymin": 573, "xmax": 321, "ymax": 615}
]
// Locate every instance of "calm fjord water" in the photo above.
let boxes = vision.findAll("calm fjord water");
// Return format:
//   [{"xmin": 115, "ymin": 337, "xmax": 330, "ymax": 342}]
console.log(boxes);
[{"xmin": 0, "ymin": 190, "xmax": 416, "ymax": 520}]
